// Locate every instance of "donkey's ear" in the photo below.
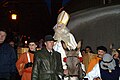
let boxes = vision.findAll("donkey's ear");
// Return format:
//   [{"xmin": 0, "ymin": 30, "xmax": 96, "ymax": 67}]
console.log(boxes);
[
  {"xmin": 61, "ymin": 40, "xmax": 69, "ymax": 51},
  {"xmin": 76, "ymin": 41, "xmax": 81, "ymax": 50}
]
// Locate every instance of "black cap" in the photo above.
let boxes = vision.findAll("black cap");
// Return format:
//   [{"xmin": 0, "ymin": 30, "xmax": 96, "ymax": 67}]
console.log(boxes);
[
  {"xmin": 44, "ymin": 35, "xmax": 57, "ymax": 42},
  {"xmin": 28, "ymin": 36, "xmax": 38, "ymax": 44}
]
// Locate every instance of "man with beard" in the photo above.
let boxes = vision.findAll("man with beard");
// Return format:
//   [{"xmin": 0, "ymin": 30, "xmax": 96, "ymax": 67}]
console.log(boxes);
[
  {"xmin": 85, "ymin": 53, "xmax": 120, "ymax": 80},
  {"xmin": 87, "ymin": 46, "xmax": 107, "ymax": 73}
]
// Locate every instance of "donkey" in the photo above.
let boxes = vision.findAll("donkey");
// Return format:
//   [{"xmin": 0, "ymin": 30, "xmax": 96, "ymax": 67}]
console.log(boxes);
[{"xmin": 61, "ymin": 40, "xmax": 85, "ymax": 80}]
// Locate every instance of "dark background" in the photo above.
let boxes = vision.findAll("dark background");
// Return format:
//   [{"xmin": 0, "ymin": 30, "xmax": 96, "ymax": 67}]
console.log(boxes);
[{"xmin": 0, "ymin": 0, "xmax": 120, "ymax": 40}]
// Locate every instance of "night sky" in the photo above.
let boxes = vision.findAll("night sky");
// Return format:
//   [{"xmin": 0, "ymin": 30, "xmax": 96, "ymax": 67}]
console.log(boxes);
[
  {"xmin": 1, "ymin": 0, "xmax": 119, "ymax": 40},
  {"xmin": 0, "ymin": 0, "xmax": 104, "ymax": 40},
  {"xmin": 0, "ymin": 0, "xmax": 71, "ymax": 40}
]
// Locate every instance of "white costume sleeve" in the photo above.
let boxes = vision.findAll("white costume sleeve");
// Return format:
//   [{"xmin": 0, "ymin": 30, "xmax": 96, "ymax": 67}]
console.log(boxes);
[
  {"xmin": 68, "ymin": 33, "xmax": 77, "ymax": 49},
  {"xmin": 84, "ymin": 63, "xmax": 101, "ymax": 80},
  {"xmin": 68, "ymin": 33, "xmax": 82, "ymax": 57}
]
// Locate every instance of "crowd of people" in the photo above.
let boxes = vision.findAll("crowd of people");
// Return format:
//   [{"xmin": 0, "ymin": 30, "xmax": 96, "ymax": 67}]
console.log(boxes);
[
  {"xmin": 83, "ymin": 46, "xmax": 120, "ymax": 80},
  {"xmin": 0, "ymin": 28, "xmax": 120, "ymax": 80},
  {"xmin": 0, "ymin": 10, "xmax": 120, "ymax": 80}
]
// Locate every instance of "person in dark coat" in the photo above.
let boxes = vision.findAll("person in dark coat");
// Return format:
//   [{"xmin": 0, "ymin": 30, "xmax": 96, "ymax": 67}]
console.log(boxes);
[
  {"xmin": 0, "ymin": 28, "xmax": 17, "ymax": 80},
  {"xmin": 32, "ymin": 35, "xmax": 64, "ymax": 80},
  {"xmin": 85, "ymin": 53, "xmax": 120, "ymax": 80}
]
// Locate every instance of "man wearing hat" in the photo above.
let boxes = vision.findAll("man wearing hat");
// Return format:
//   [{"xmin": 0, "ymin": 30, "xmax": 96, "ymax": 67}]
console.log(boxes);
[
  {"xmin": 84, "ymin": 53, "xmax": 120, "ymax": 80},
  {"xmin": 32, "ymin": 35, "xmax": 64, "ymax": 80},
  {"xmin": 53, "ymin": 11, "xmax": 83, "ymax": 74},
  {"xmin": 16, "ymin": 38, "xmax": 37, "ymax": 80}
]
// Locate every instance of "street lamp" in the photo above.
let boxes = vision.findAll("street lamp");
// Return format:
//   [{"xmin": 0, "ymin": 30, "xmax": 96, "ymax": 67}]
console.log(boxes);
[
  {"xmin": 11, "ymin": 13, "xmax": 17, "ymax": 20},
  {"xmin": 9, "ymin": 10, "xmax": 17, "ymax": 20}
]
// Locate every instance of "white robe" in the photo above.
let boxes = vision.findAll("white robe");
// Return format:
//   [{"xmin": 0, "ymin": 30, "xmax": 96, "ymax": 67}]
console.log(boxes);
[
  {"xmin": 53, "ymin": 33, "xmax": 82, "ymax": 69},
  {"xmin": 53, "ymin": 24, "xmax": 85, "ymax": 80},
  {"xmin": 84, "ymin": 63, "xmax": 101, "ymax": 80}
]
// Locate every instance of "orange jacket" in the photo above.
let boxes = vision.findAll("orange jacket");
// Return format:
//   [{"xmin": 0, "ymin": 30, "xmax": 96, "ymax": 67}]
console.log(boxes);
[
  {"xmin": 87, "ymin": 56, "xmax": 101, "ymax": 73},
  {"xmin": 16, "ymin": 52, "xmax": 34, "ymax": 80},
  {"xmin": 82, "ymin": 53, "xmax": 97, "ymax": 71}
]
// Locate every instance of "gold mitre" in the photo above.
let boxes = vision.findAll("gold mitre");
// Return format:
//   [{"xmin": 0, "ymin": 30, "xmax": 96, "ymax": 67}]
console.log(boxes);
[{"xmin": 57, "ymin": 10, "xmax": 70, "ymax": 26}]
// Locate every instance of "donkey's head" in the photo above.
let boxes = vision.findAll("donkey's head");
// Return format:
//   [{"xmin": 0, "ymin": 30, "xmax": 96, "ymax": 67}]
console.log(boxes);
[
  {"xmin": 61, "ymin": 40, "xmax": 81, "ymax": 57},
  {"xmin": 61, "ymin": 40, "xmax": 83, "ymax": 76}
]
